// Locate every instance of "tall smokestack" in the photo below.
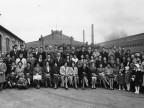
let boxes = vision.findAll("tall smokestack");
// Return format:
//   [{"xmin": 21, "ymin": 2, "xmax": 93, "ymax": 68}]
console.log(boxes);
[
  {"xmin": 83, "ymin": 30, "xmax": 85, "ymax": 43},
  {"xmin": 91, "ymin": 24, "xmax": 94, "ymax": 44}
]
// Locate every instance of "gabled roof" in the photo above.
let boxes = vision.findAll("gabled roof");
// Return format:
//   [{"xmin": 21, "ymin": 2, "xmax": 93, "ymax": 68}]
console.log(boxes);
[{"xmin": 0, "ymin": 25, "xmax": 24, "ymax": 42}]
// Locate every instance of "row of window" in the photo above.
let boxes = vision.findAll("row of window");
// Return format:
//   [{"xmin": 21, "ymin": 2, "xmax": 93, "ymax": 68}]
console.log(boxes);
[{"xmin": 120, "ymin": 43, "xmax": 143, "ymax": 48}]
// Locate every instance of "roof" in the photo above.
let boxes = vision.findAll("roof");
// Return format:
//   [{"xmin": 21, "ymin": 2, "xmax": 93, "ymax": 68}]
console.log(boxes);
[
  {"xmin": 98, "ymin": 32, "xmax": 144, "ymax": 45},
  {"xmin": 0, "ymin": 25, "xmax": 24, "ymax": 42}
]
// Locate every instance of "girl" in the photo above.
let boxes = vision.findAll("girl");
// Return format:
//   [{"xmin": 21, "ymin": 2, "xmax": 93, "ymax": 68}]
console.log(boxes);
[{"xmin": 117, "ymin": 69, "xmax": 125, "ymax": 91}]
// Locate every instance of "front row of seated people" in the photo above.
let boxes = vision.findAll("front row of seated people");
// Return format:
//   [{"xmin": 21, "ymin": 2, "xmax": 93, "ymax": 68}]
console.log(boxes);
[{"xmin": 0, "ymin": 56, "xmax": 143, "ymax": 94}]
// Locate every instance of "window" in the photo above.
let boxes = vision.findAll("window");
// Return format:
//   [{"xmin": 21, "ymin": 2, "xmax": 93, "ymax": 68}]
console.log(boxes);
[
  {"xmin": 0, "ymin": 34, "xmax": 2, "ymax": 51},
  {"xmin": 6, "ymin": 38, "xmax": 10, "ymax": 52}
]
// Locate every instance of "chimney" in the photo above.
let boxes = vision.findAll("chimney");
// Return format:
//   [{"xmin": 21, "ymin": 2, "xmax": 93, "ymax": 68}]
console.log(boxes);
[
  {"xmin": 91, "ymin": 24, "xmax": 94, "ymax": 44},
  {"xmin": 83, "ymin": 30, "xmax": 85, "ymax": 43}
]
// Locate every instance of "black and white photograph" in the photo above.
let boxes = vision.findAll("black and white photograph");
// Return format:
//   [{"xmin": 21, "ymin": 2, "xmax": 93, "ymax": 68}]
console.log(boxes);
[{"xmin": 0, "ymin": 0, "xmax": 144, "ymax": 108}]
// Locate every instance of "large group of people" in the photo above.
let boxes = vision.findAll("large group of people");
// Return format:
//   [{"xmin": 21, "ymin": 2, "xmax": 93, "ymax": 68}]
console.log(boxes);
[{"xmin": 0, "ymin": 44, "xmax": 144, "ymax": 94}]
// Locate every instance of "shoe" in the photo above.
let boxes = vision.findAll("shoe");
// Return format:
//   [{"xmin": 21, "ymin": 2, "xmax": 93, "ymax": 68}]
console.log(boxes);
[{"xmin": 119, "ymin": 89, "xmax": 121, "ymax": 91}]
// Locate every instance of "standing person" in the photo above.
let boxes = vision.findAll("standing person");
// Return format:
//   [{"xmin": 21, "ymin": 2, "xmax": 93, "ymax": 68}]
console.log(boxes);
[
  {"xmin": 44, "ymin": 54, "xmax": 54, "ymax": 67},
  {"xmin": 89, "ymin": 62, "xmax": 98, "ymax": 89},
  {"xmin": 3, "ymin": 53, "xmax": 12, "ymax": 75},
  {"xmin": 39, "ymin": 47, "xmax": 46, "ymax": 61},
  {"xmin": 33, "ymin": 63, "xmax": 43, "ymax": 89},
  {"xmin": 69, "ymin": 62, "xmax": 78, "ymax": 90},
  {"xmin": 117, "ymin": 69, "xmax": 125, "ymax": 91},
  {"xmin": 132, "ymin": 64, "xmax": 143, "ymax": 94},
  {"xmin": 124, "ymin": 66, "xmax": 131, "ymax": 91},
  {"xmin": 43, "ymin": 61, "xmax": 52, "ymax": 87},
  {"xmin": 10, "ymin": 44, "xmax": 19, "ymax": 60},
  {"xmin": 105, "ymin": 63, "xmax": 114, "ymax": 90},
  {"xmin": 19, "ymin": 44, "xmax": 27, "ymax": 59},
  {"xmin": 35, "ymin": 54, "xmax": 44, "ymax": 67},
  {"xmin": 33, "ymin": 47, "xmax": 40, "ymax": 59},
  {"xmin": 52, "ymin": 62, "xmax": 60, "ymax": 89},
  {"xmin": 0, "ymin": 57, "xmax": 7, "ymax": 91}
]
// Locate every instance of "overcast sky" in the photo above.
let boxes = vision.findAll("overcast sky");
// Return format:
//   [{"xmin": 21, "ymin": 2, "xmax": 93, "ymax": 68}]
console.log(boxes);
[{"xmin": 0, "ymin": 0, "xmax": 144, "ymax": 44}]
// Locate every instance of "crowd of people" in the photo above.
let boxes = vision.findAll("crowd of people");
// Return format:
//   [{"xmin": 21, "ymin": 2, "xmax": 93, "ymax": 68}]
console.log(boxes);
[{"xmin": 0, "ymin": 44, "xmax": 144, "ymax": 94}]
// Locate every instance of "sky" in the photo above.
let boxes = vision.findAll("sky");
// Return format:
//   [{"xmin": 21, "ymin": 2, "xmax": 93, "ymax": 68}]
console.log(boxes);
[{"xmin": 0, "ymin": 0, "xmax": 144, "ymax": 44}]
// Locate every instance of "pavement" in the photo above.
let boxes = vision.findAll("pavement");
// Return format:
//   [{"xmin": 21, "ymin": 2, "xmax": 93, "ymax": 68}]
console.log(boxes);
[{"xmin": 0, "ymin": 87, "xmax": 144, "ymax": 108}]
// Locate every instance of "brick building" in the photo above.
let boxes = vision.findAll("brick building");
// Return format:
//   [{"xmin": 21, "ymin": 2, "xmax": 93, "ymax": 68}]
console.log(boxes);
[
  {"xmin": 26, "ymin": 30, "xmax": 84, "ymax": 49},
  {"xmin": 0, "ymin": 25, "xmax": 24, "ymax": 53}
]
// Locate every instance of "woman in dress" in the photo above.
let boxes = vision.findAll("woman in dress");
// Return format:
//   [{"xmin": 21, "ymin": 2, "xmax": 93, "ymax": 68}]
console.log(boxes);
[
  {"xmin": 105, "ymin": 63, "xmax": 114, "ymax": 90},
  {"xmin": 24, "ymin": 62, "xmax": 33, "ymax": 86},
  {"xmin": 15, "ymin": 61, "xmax": 25, "ymax": 80},
  {"xmin": 97, "ymin": 63, "xmax": 109, "ymax": 89},
  {"xmin": 132, "ymin": 64, "xmax": 143, "ymax": 94},
  {"xmin": 0, "ymin": 57, "xmax": 7, "ymax": 91},
  {"xmin": 79, "ymin": 63, "xmax": 89, "ymax": 90},
  {"xmin": 60, "ymin": 62, "xmax": 70, "ymax": 90},
  {"xmin": 89, "ymin": 62, "xmax": 98, "ymax": 89},
  {"xmin": 124, "ymin": 66, "xmax": 131, "ymax": 91},
  {"xmin": 69, "ymin": 61, "xmax": 78, "ymax": 89},
  {"xmin": 43, "ymin": 61, "xmax": 52, "ymax": 87},
  {"xmin": 33, "ymin": 62, "xmax": 43, "ymax": 89},
  {"xmin": 52, "ymin": 62, "xmax": 60, "ymax": 89}
]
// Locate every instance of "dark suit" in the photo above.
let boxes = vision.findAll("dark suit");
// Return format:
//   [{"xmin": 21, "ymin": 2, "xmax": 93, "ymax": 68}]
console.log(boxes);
[
  {"xmin": 39, "ymin": 51, "xmax": 46, "ymax": 61},
  {"xmin": 54, "ymin": 58, "xmax": 64, "ymax": 68},
  {"xmin": 33, "ymin": 52, "xmax": 40, "ymax": 59},
  {"xmin": 10, "ymin": 50, "xmax": 19, "ymax": 59},
  {"xmin": 19, "ymin": 49, "xmax": 27, "ymax": 58}
]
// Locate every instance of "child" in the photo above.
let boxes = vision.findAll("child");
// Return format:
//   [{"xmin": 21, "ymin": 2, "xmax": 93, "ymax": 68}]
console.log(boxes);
[
  {"xmin": 117, "ymin": 70, "xmax": 125, "ymax": 90},
  {"xmin": 17, "ymin": 76, "xmax": 28, "ymax": 89},
  {"xmin": 124, "ymin": 66, "xmax": 131, "ymax": 91}
]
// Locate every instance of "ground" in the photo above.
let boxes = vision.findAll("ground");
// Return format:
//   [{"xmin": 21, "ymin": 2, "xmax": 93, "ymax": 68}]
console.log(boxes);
[{"xmin": 0, "ymin": 88, "xmax": 144, "ymax": 108}]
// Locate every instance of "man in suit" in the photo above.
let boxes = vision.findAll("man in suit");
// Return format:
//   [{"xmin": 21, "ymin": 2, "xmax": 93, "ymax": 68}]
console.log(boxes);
[
  {"xmin": 33, "ymin": 47, "xmax": 40, "ymax": 60},
  {"xmin": 19, "ymin": 44, "xmax": 27, "ymax": 59},
  {"xmin": 100, "ymin": 47, "xmax": 108, "ymax": 60},
  {"xmin": 39, "ymin": 47, "xmax": 46, "ymax": 61},
  {"xmin": 10, "ymin": 44, "xmax": 19, "ymax": 60},
  {"xmin": 54, "ymin": 53, "xmax": 64, "ymax": 69},
  {"xmin": 87, "ymin": 46, "xmax": 93, "ymax": 59}
]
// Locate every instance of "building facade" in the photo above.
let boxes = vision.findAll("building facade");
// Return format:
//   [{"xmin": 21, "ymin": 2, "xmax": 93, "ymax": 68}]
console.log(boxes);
[
  {"xmin": 26, "ymin": 30, "xmax": 84, "ymax": 49},
  {"xmin": 98, "ymin": 33, "xmax": 144, "ymax": 52},
  {"xmin": 0, "ymin": 25, "xmax": 24, "ymax": 54}
]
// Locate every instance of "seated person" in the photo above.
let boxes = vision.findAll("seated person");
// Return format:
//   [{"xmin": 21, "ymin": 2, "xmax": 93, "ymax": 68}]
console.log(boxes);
[
  {"xmin": 17, "ymin": 76, "xmax": 28, "ymax": 89},
  {"xmin": 43, "ymin": 61, "xmax": 52, "ymax": 87},
  {"xmin": 33, "ymin": 63, "xmax": 43, "ymax": 89}
]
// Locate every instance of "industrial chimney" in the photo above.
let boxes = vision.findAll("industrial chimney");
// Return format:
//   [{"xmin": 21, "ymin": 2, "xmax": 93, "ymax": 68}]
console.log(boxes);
[
  {"xmin": 91, "ymin": 24, "xmax": 94, "ymax": 44},
  {"xmin": 83, "ymin": 30, "xmax": 85, "ymax": 43}
]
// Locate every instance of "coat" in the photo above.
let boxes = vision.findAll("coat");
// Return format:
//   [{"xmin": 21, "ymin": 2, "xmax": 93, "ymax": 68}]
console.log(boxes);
[{"xmin": 0, "ymin": 63, "xmax": 7, "ymax": 83}]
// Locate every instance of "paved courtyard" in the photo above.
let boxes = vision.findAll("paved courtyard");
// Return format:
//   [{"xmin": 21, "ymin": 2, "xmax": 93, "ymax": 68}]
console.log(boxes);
[{"xmin": 0, "ymin": 88, "xmax": 144, "ymax": 108}]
